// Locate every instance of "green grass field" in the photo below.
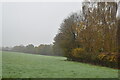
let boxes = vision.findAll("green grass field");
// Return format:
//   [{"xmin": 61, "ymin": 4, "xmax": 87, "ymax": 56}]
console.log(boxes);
[
  {"xmin": 2, "ymin": 51, "xmax": 119, "ymax": 78},
  {"xmin": 0, "ymin": 51, "xmax": 2, "ymax": 79}
]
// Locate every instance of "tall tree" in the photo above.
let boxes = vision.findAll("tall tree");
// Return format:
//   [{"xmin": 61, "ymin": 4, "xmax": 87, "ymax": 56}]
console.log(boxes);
[{"xmin": 116, "ymin": 1, "xmax": 120, "ymax": 52}]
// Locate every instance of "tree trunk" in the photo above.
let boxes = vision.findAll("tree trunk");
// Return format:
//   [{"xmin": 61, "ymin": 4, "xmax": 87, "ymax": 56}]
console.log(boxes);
[
  {"xmin": 117, "ymin": 20, "xmax": 120, "ymax": 52},
  {"xmin": 117, "ymin": 19, "xmax": 120, "ymax": 69}
]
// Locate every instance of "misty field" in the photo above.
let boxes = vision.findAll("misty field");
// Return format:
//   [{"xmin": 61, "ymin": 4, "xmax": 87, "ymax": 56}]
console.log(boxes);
[{"xmin": 2, "ymin": 51, "xmax": 118, "ymax": 78}]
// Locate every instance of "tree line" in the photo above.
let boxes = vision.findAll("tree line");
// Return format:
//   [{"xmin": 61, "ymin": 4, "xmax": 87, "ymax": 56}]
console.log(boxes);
[
  {"xmin": 2, "ymin": 44, "xmax": 63, "ymax": 56},
  {"xmin": 54, "ymin": 1, "xmax": 119, "ymax": 68}
]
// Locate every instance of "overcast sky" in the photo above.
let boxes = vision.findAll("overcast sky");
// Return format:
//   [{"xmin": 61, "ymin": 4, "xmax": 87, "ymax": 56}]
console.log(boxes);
[
  {"xmin": 2, "ymin": 2, "xmax": 82, "ymax": 47},
  {"xmin": 0, "ymin": 3, "xmax": 2, "ymax": 47}
]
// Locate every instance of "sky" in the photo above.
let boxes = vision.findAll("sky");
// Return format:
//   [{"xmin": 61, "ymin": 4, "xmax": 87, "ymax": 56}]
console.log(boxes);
[
  {"xmin": 2, "ymin": 2, "xmax": 82, "ymax": 47},
  {"xmin": 0, "ymin": 3, "xmax": 2, "ymax": 47}
]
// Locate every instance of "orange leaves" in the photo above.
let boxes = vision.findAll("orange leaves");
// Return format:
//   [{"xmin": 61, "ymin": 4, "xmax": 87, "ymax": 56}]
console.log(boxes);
[
  {"xmin": 97, "ymin": 52, "xmax": 118, "ymax": 63},
  {"xmin": 71, "ymin": 48, "xmax": 85, "ymax": 58},
  {"xmin": 98, "ymin": 53, "xmax": 106, "ymax": 60}
]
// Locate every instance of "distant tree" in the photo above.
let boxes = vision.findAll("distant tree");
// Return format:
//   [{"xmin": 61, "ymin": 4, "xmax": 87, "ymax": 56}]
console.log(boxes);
[
  {"xmin": 11, "ymin": 44, "xmax": 55, "ymax": 56},
  {"xmin": 2, "ymin": 47, "xmax": 12, "ymax": 51},
  {"xmin": 53, "ymin": 43, "xmax": 64, "ymax": 56},
  {"xmin": 12, "ymin": 45, "xmax": 26, "ymax": 52},
  {"xmin": 25, "ymin": 44, "xmax": 35, "ymax": 53},
  {"xmin": 35, "ymin": 44, "xmax": 54, "ymax": 55}
]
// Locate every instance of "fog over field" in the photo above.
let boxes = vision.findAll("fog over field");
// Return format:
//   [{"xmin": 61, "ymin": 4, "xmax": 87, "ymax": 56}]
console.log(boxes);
[{"xmin": 2, "ymin": 2, "xmax": 82, "ymax": 47}]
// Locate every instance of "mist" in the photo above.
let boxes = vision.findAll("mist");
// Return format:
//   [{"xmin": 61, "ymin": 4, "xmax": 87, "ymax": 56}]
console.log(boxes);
[
  {"xmin": 2, "ymin": 2, "xmax": 82, "ymax": 47},
  {"xmin": 0, "ymin": 3, "xmax": 2, "ymax": 47}
]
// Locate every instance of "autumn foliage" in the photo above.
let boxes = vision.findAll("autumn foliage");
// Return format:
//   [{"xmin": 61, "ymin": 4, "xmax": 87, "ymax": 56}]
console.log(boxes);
[{"xmin": 54, "ymin": 2, "xmax": 119, "ymax": 68}]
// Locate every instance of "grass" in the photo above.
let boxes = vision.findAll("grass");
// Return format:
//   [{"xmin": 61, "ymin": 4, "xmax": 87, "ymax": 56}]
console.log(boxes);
[
  {"xmin": 0, "ymin": 51, "xmax": 2, "ymax": 79},
  {"xmin": 2, "ymin": 51, "xmax": 119, "ymax": 78}
]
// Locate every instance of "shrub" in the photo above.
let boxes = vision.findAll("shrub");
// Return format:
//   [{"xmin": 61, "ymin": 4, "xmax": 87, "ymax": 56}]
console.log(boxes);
[
  {"xmin": 71, "ymin": 48, "xmax": 85, "ymax": 58},
  {"xmin": 97, "ymin": 52, "xmax": 118, "ymax": 68},
  {"xmin": 71, "ymin": 48, "xmax": 97, "ymax": 62},
  {"xmin": 98, "ymin": 52, "xmax": 118, "ymax": 62},
  {"xmin": 71, "ymin": 48, "xmax": 118, "ymax": 68}
]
